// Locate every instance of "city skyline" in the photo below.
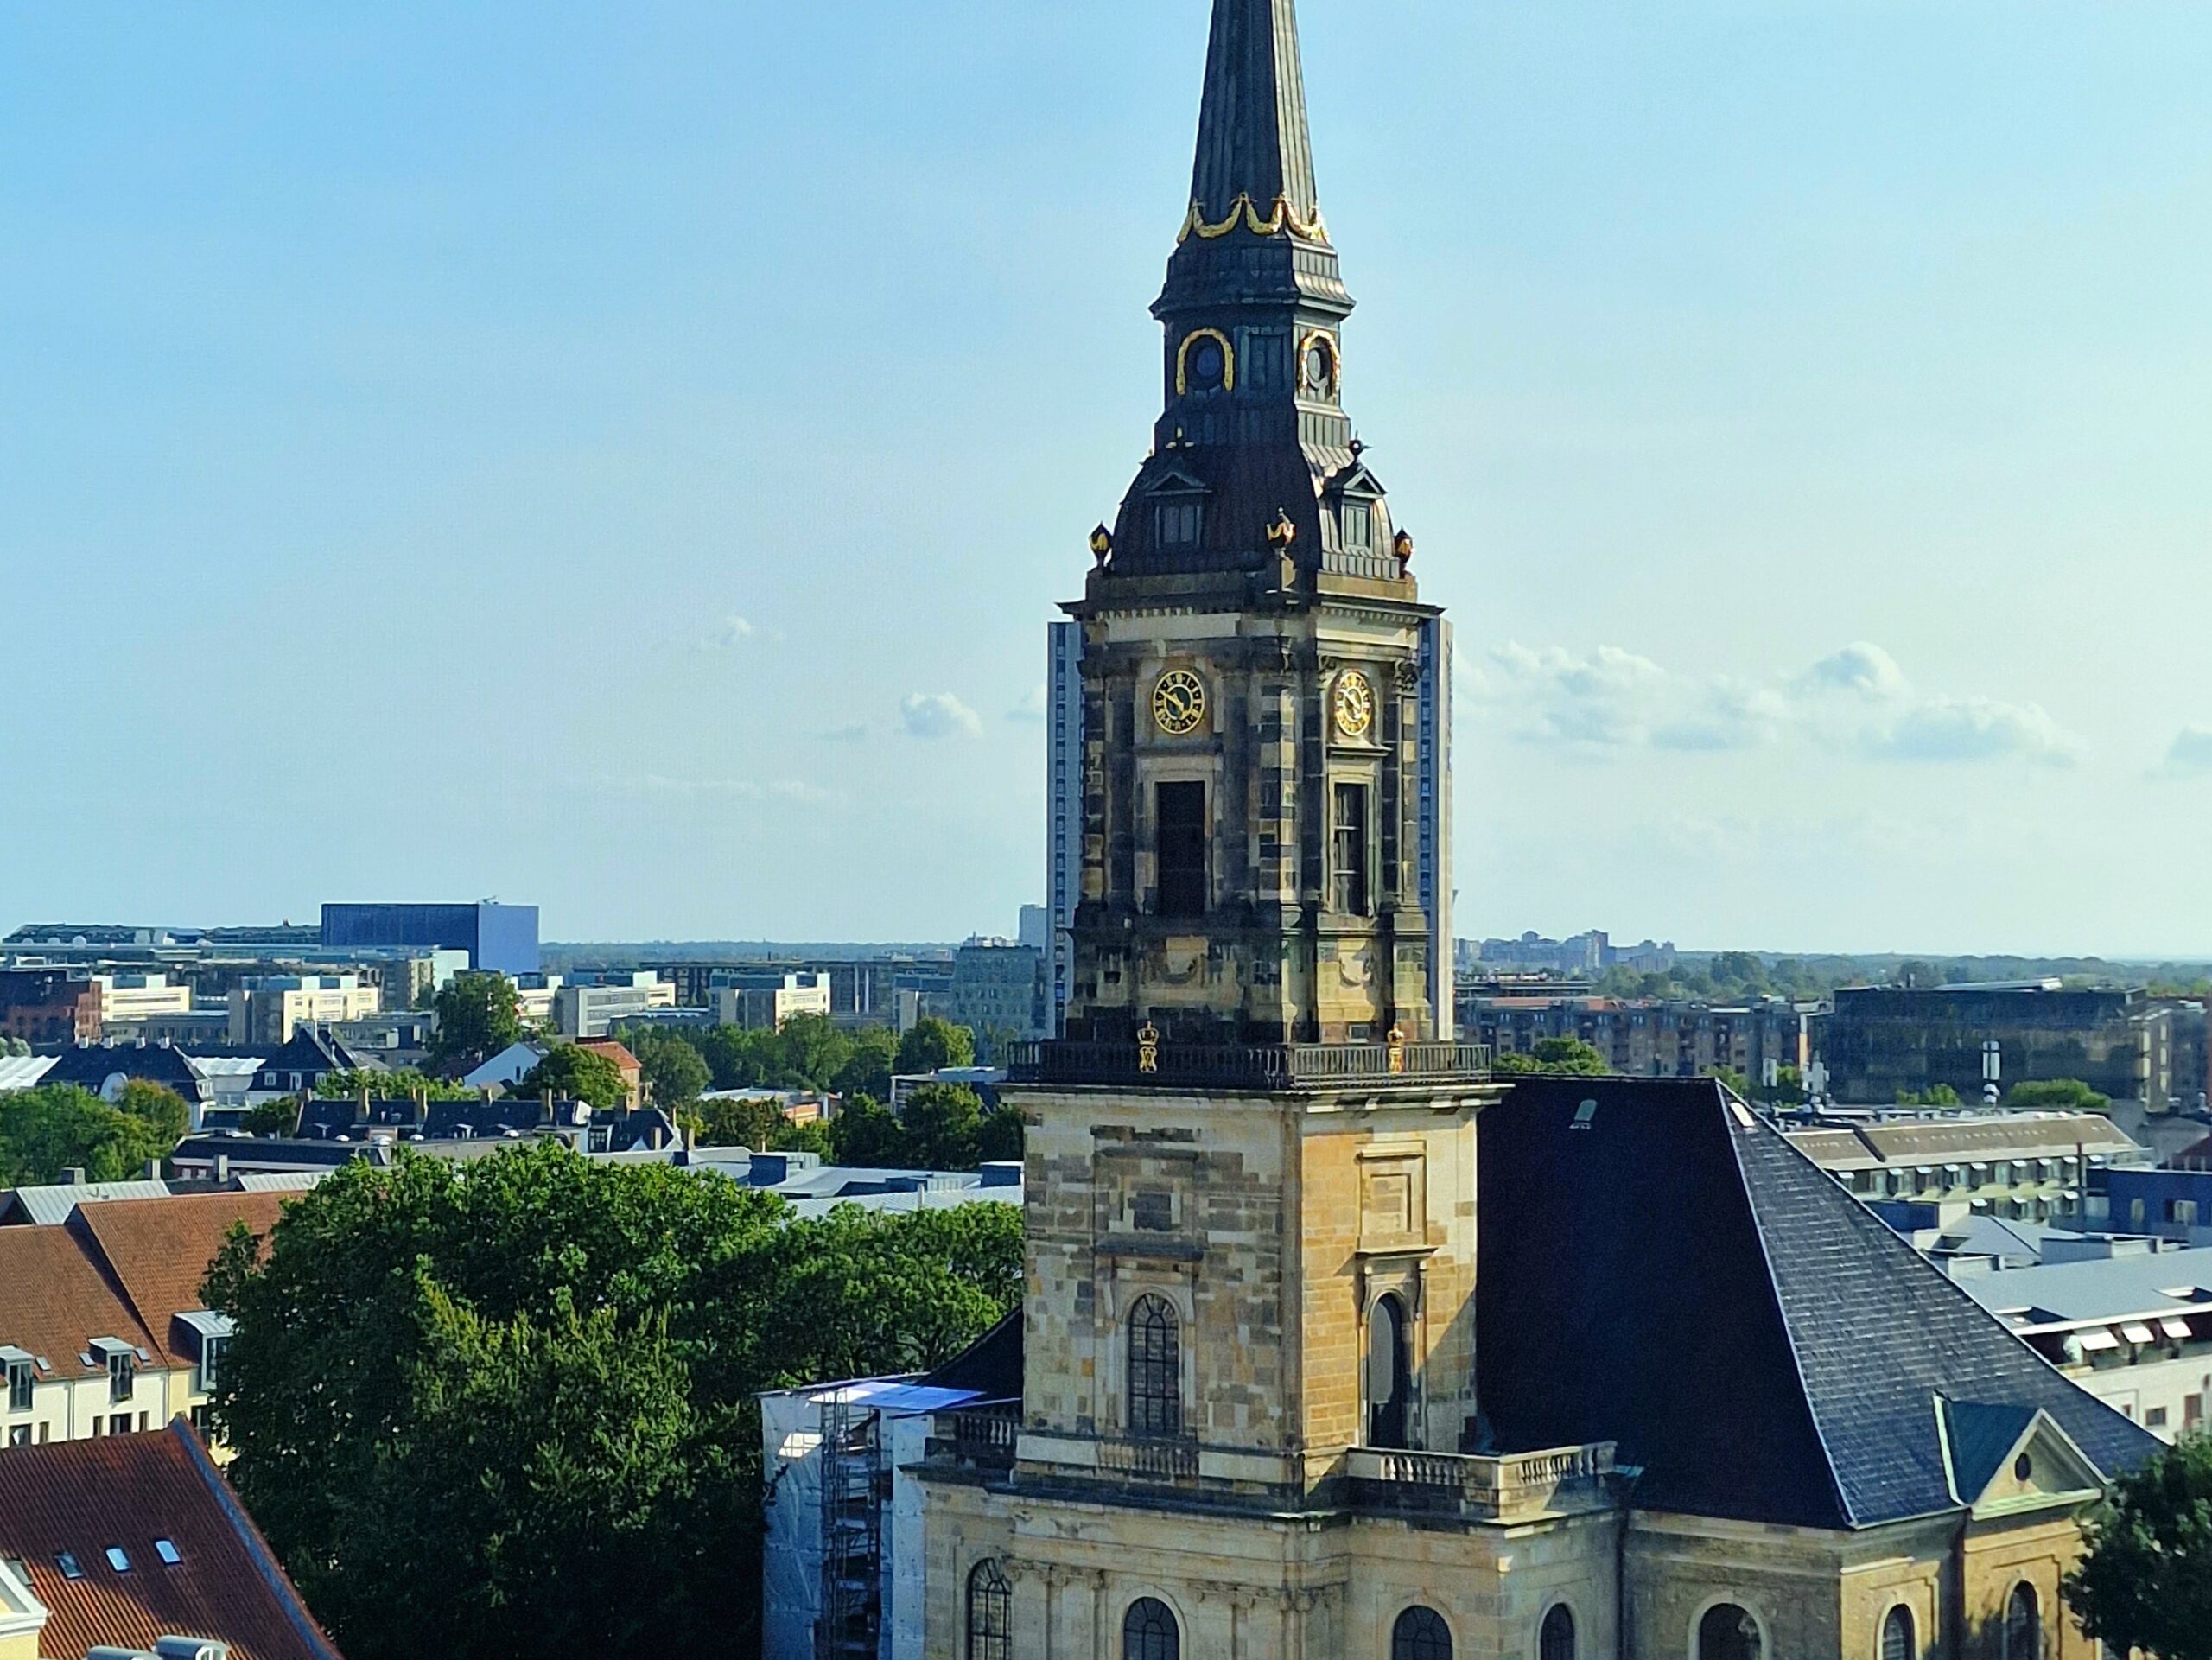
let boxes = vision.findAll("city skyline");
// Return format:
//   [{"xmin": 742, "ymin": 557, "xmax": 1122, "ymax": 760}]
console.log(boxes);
[{"xmin": 5, "ymin": 2, "xmax": 2209, "ymax": 953}]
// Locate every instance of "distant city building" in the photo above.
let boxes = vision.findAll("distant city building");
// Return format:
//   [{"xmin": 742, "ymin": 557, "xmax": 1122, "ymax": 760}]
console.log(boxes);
[
  {"xmin": 1789, "ymin": 1111, "xmax": 2150, "ymax": 1224},
  {"xmin": 577, "ymin": 1039, "xmax": 645, "ymax": 1109},
  {"xmin": 1815, "ymin": 981, "xmax": 2177, "ymax": 1109},
  {"xmin": 1046, "ymin": 618, "xmax": 1084, "ymax": 1037},
  {"xmin": 1459, "ymin": 989, "xmax": 1810, "ymax": 1081},
  {"xmin": 320, "ymin": 900, "xmax": 541, "ymax": 975},
  {"xmin": 0, "ymin": 969, "xmax": 99, "ymax": 1046},
  {"xmin": 715, "ymin": 973, "xmax": 833, "ymax": 1031},
  {"xmin": 923, "ymin": 939, "xmax": 1046, "ymax": 1053},
  {"xmin": 554, "ymin": 972, "xmax": 675, "ymax": 1039},
  {"xmin": 248, "ymin": 1026, "xmax": 372, "ymax": 1103},
  {"xmin": 1472, "ymin": 930, "xmax": 1678, "ymax": 975},
  {"xmin": 228, "ymin": 974, "xmax": 379, "ymax": 1046},
  {"xmin": 89, "ymin": 971, "xmax": 191, "ymax": 1025},
  {"xmin": 39, "ymin": 1042, "xmax": 215, "ymax": 1114}
]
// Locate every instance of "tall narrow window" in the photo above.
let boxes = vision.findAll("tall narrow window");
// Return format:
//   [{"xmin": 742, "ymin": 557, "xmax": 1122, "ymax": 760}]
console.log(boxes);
[
  {"xmin": 1540, "ymin": 1605, "xmax": 1576, "ymax": 1660},
  {"xmin": 1882, "ymin": 1606, "xmax": 1914, "ymax": 1660},
  {"xmin": 1156, "ymin": 500, "xmax": 1203, "ymax": 548},
  {"xmin": 1155, "ymin": 783, "xmax": 1208, "ymax": 919},
  {"xmin": 1341, "ymin": 500, "xmax": 1372, "ymax": 552},
  {"xmin": 1123, "ymin": 1599, "xmax": 1179, "ymax": 1660},
  {"xmin": 1127, "ymin": 1295, "xmax": 1182, "ymax": 1439},
  {"xmin": 1332, "ymin": 783, "xmax": 1370, "ymax": 916},
  {"xmin": 5, "ymin": 1360, "xmax": 30, "ymax": 1414},
  {"xmin": 1391, "ymin": 1606, "xmax": 1452, "ymax": 1660},
  {"xmin": 2004, "ymin": 1585, "xmax": 2039, "ymax": 1660},
  {"xmin": 1698, "ymin": 1605, "xmax": 1762, "ymax": 1660},
  {"xmin": 107, "ymin": 1352, "xmax": 133, "ymax": 1405},
  {"xmin": 967, "ymin": 1561, "xmax": 1012, "ymax": 1660},
  {"xmin": 1367, "ymin": 1293, "xmax": 1411, "ymax": 1449}
]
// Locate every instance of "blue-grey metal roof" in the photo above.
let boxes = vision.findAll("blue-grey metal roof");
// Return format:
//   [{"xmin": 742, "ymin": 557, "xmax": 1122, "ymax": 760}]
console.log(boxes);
[{"xmin": 1959, "ymin": 1244, "xmax": 2212, "ymax": 1327}]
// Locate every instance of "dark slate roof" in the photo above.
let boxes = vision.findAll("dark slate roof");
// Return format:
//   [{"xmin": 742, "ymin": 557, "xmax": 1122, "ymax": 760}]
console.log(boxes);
[
  {"xmin": 253, "ymin": 1026, "xmax": 371, "ymax": 1084},
  {"xmin": 924, "ymin": 1313, "xmax": 1021, "ymax": 1403},
  {"xmin": 41, "ymin": 1043, "xmax": 210, "ymax": 1103},
  {"xmin": 1477, "ymin": 1077, "xmax": 2161, "ymax": 1530}
]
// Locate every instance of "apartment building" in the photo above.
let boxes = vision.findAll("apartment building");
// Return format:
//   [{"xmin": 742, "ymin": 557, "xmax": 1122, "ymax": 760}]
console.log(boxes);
[{"xmin": 227, "ymin": 976, "xmax": 378, "ymax": 1047}]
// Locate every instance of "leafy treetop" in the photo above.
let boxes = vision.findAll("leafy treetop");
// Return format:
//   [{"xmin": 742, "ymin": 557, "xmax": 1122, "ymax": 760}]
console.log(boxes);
[
  {"xmin": 2065, "ymin": 1431, "xmax": 2212, "ymax": 1660},
  {"xmin": 429, "ymin": 973, "xmax": 524, "ymax": 1066},
  {"xmin": 0, "ymin": 1084, "xmax": 180, "ymax": 1185}
]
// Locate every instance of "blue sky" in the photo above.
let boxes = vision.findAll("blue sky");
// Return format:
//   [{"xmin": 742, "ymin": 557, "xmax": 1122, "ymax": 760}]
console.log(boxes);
[{"xmin": 3, "ymin": 2, "xmax": 2209, "ymax": 953}]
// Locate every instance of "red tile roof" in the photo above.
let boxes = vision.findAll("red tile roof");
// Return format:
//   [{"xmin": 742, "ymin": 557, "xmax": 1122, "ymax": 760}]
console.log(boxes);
[
  {"xmin": 0, "ymin": 1420, "xmax": 340, "ymax": 1659},
  {"xmin": 0, "ymin": 1226, "xmax": 158, "ymax": 1383},
  {"xmin": 577, "ymin": 1040, "xmax": 641, "ymax": 1075},
  {"xmin": 70, "ymin": 1193, "xmax": 293, "ymax": 1368}
]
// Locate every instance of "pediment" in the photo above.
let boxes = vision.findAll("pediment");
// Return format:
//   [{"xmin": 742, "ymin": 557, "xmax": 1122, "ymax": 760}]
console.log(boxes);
[
  {"xmin": 1323, "ymin": 458, "xmax": 1389, "ymax": 499},
  {"xmin": 1143, "ymin": 458, "xmax": 1210, "ymax": 497},
  {"xmin": 1938, "ymin": 1398, "xmax": 2103, "ymax": 1517}
]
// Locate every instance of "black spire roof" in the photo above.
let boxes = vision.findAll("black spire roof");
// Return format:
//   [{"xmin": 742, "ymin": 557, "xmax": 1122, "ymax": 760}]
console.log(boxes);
[{"xmin": 1189, "ymin": 0, "xmax": 1318, "ymax": 224}]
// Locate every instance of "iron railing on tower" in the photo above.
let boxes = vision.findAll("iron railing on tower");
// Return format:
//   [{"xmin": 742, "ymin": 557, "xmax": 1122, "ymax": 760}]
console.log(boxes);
[{"xmin": 1007, "ymin": 1037, "xmax": 1491, "ymax": 1090}]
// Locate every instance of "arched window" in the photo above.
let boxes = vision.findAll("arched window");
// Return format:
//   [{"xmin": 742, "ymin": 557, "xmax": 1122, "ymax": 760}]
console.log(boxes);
[
  {"xmin": 1123, "ymin": 1596, "xmax": 1179, "ymax": 1660},
  {"xmin": 1391, "ymin": 1605, "xmax": 1452, "ymax": 1660},
  {"xmin": 1541, "ymin": 1603, "xmax": 1576, "ymax": 1660},
  {"xmin": 1698, "ymin": 1604, "xmax": 1763, "ymax": 1660},
  {"xmin": 966, "ymin": 1561, "xmax": 1011, "ymax": 1660},
  {"xmin": 2004, "ymin": 1584, "xmax": 2040, "ymax": 1660},
  {"xmin": 1367, "ymin": 1293, "xmax": 1412, "ymax": 1449},
  {"xmin": 1128, "ymin": 1295, "xmax": 1182, "ymax": 1438},
  {"xmin": 1882, "ymin": 1606, "xmax": 1914, "ymax": 1660}
]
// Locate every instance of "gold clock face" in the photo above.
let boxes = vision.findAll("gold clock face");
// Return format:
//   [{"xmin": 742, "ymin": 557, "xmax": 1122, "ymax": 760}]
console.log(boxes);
[
  {"xmin": 1333, "ymin": 671, "xmax": 1376, "ymax": 739},
  {"xmin": 1152, "ymin": 670, "xmax": 1207, "ymax": 736}
]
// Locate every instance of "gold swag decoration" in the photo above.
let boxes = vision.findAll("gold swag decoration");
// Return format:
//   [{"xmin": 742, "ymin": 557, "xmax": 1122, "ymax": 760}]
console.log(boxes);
[{"xmin": 1177, "ymin": 193, "xmax": 1331, "ymax": 245}]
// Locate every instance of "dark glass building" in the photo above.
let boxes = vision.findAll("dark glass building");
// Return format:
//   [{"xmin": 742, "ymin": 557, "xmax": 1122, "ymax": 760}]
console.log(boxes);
[{"xmin": 319, "ymin": 902, "xmax": 540, "ymax": 976}]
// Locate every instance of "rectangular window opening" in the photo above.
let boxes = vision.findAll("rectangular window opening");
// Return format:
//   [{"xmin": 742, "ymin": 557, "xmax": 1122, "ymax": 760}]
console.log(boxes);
[
  {"xmin": 1155, "ymin": 783, "xmax": 1208, "ymax": 919},
  {"xmin": 1332, "ymin": 783, "xmax": 1371, "ymax": 916}
]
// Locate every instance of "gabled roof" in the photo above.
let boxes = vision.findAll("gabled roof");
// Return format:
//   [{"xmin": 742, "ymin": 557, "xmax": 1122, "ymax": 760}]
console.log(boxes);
[
  {"xmin": 0, "ymin": 1180, "xmax": 175, "ymax": 1227},
  {"xmin": 0, "ymin": 1420, "xmax": 341, "ymax": 1660},
  {"xmin": 577, "ymin": 1040, "xmax": 640, "ymax": 1074},
  {"xmin": 0, "ymin": 1225, "xmax": 160, "ymax": 1381},
  {"xmin": 253, "ymin": 1027, "xmax": 371, "ymax": 1082},
  {"xmin": 69, "ymin": 1192, "xmax": 292, "ymax": 1367},
  {"xmin": 41, "ymin": 1044, "xmax": 210, "ymax": 1103},
  {"xmin": 1477, "ymin": 1077, "xmax": 2161, "ymax": 1530},
  {"xmin": 1939, "ymin": 1399, "xmax": 2040, "ymax": 1500}
]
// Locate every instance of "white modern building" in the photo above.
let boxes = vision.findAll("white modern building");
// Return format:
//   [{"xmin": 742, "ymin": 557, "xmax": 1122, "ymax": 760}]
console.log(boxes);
[
  {"xmin": 554, "ymin": 974, "xmax": 676, "ymax": 1039},
  {"xmin": 227, "ymin": 975, "xmax": 378, "ymax": 1046},
  {"xmin": 90, "ymin": 973, "xmax": 192, "ymax": 1025}
]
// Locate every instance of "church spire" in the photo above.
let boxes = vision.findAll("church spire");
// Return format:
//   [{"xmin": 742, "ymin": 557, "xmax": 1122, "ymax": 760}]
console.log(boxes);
[{"xmin": 1189, "ymin": 0, "xmax": 1318, "ymax": 223}]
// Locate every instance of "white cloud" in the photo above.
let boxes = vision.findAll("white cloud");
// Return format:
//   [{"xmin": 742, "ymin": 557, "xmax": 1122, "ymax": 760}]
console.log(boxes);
[
  {"xmin": 1007, "ymin": 685, "xmax": 1049, "ymax": 723},
  {"xmin": 900, "ymin": 692, "xmax": 982, "ymax": 740},
  {"xmin": 1467, "ymin": 640, "xmax": 2083, "ymax": 767},
  {"xmin": 699, "ymin": 615, "xmax": 755, "ymax": 651},
  {"xmin": 2158, "ymin": 727, "xmax": 2212, "ymax": 777},
  {"xmin": 819, "ymin": 722, "xmax": 869, "ymax": 745}
]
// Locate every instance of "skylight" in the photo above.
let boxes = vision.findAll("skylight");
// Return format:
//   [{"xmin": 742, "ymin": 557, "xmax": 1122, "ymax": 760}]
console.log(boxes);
[
  {"xmin": 105, "ymin": 1548, "xmax": 130, "ymax": 1573},
  {"xmin": 154, "ymin": 1539, "xmax": 181, "ymax": 1566},
  {"xmin": 55, "ymin": 1553, "xmax": 82, "ymax": 1580}
]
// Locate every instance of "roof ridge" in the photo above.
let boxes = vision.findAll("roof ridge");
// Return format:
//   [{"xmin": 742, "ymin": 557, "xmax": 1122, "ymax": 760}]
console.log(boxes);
[{"xmin": 65, "ymin": 1207, "xmax": 170, "ymax": 1367}]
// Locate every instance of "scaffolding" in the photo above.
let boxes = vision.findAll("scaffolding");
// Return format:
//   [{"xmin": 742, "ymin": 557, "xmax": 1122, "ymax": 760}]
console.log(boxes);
[{"xmin": 816, "ymin": 1390, "xmax": 885, "ymax": 1660}]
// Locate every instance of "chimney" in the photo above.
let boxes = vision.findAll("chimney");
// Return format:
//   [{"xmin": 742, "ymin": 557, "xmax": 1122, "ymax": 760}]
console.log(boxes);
[
  {"xmin": 214, "ymin": 1154, "xmax": 231, "ymax": 1185},
  {"xmin": 143, "ymin": 1159, "xmax": 162, "ymax": 1181}
]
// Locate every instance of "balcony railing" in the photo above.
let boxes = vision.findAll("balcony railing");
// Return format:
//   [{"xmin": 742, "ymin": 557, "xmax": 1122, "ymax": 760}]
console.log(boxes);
[
  {"xmin": 1344, "ymin": 1442, "xmax": 1618, "ymax": 1522},
  {"xmin": 1007, "ymin": 1040, "xmax": 1491, "ymax": 1091},
  {"xmin": 1095, "ymin": 1436, "xmax": 1202, "ymax": 1483}
]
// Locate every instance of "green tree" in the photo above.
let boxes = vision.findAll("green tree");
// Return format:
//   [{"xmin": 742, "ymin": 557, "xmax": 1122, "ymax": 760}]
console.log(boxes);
[
  {"xmin": 243, "ymin": 1098, "xmax": 302, "ymax": 1138},
  {"xmin": 901, "ymin": 1084, "xmax": 984, "ymax": 1171},
  {"xmin": 628, "ymin": 1030, "xmax": 710, "ymax": 1108},
  {"xmin": 2009, "ymin": 1078, "xmax": 2112, "ymax": 1115},
  {"xmin": 1494, "ymin": 1038, "xmax": 1609, "ymax": 1077},
  {"xmin": 1897, "ymin": 1084, "xmax": 1963, "ymax": 1108},
  {"xmin": 976, "ymin": 1104, "xmax": 1026, "ymax": 1165},
  {"xmin": 514, "ymin": 1045, "xmax": 630, "ymax": 1112},
  {"xmin": 2064, "ymin": 1432, "xmax": 2212, "ymax": 1660},
  {"xmin": 203, "ymin": 1142, "xmax": 1020, "ymax": 1660},
  {"xmin": 686, "ymin": 1096, "xmax": 785, "ymax": 1151},
  {"xmin": 315, "ymin": 1069, "xmax": 474, "ymax": 1103},
  {"xmin": 115, "ymin": 1078, "xmax": 191, "ymax": 1144},
  {"xmin": 828, "ymin": 1097, "xmax": 910, "ymax": 1168},
  {"xmin": 769, "ymin": 1119, "xmax": 833, "ymax": 1158},
  {"xmin": 830, "ymin": 1026, "xmax": 899, "ymax": 1102},
  {"xmin": 430, "ymin": 973, "xmax": 524, "ymax": 1066},
  {"xmin": 776, "ymin": 1014, "xmax": 854, "ymax": 1092},
  {"xmin": 894, "ymin": 1015, "xmax": 975, "ymax": 1077},
  {"xmin": 0, "ymin": 1084, "xmax": 175, "ymax": 1185}
]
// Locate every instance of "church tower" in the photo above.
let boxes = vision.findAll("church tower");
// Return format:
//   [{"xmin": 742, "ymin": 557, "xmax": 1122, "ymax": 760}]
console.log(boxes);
[{"xmin": 1065, "ymin": 0, "xmax": 1442, "ymax": 1051}]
